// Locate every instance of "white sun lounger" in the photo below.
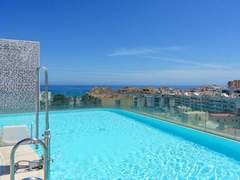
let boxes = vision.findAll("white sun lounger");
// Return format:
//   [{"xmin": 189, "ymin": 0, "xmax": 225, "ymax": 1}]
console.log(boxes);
[{"xmin": 2, "ymin": 125, "xmax": 30, "ymax": 145}]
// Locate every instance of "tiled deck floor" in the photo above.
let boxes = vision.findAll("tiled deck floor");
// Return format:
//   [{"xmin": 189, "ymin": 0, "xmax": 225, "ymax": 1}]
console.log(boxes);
[{"xmin": 0, "ymin": 145, "xmax": 43, "ymax": 180}]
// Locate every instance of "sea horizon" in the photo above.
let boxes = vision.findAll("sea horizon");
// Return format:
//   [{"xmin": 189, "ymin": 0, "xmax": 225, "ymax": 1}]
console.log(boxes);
[{"xmin": 40, "ymin": 84, "xmax": 224, "ymax": 96}]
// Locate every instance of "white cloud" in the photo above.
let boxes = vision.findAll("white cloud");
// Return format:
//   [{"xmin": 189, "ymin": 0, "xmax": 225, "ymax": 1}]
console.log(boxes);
[
  {"xmin": 107, "ymin": 46, "xmax": 183, "ymax": 56},
  {"xmin": 108, "ymin": 46, "xmax": 233, "ymax": 70},
  {"xmin": 108, "ymin": 48, "xmax": 154, "ymax": 56},
  {"xmin": 143, "ymin": 56, "xmax": 231, "ymax": 70}
]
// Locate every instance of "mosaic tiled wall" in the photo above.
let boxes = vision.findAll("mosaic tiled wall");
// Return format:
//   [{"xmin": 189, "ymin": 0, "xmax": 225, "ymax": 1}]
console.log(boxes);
[{"xmin": 0, "ymin": 39, "xmax": 40, "ymax": 114}]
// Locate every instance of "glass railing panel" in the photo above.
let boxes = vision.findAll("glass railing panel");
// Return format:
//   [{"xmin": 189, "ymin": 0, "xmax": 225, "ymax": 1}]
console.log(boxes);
[{"xmin": 2, "ymin": 82, "xmax": 239, "ymax": 142}]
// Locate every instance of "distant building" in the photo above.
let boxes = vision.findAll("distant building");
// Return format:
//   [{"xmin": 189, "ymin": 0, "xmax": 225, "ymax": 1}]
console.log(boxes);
[
  {"xmin": 136, "ymin": 96, "xmax": 145, "ymax": 108},
  {"xmin": 208, "ymin": 113, "xmax": 238, "ymax": 129},
  {"xmin": 101, "ymin": 98, "xmax": 117, "ymax": 107},
  {"xmin": 119, "ymin": 96, "xmax": 134, "ymax": 108},
  {"xmin": 228, "ymin": 80, "xmax": 240, "ymax": 89},
  {"xmin": 145, "ymin": 95, "xmax": 155, "ymax": 107},
  {"xmin": 132, "ymin": 93, "xmax": 240, "ymax": 115},
  {"xmin": 182, "ymin": 111, "xmax": 208, "ymax": 125},
  {"xmin": 40, "ymin": 91, "xmax": 52, "ymax": 105}
]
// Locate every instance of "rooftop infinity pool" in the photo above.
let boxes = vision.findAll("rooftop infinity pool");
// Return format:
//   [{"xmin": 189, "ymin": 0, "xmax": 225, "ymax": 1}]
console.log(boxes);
[{"xmin": 1, "ymin": 109, "xmax": 240, "ymax": 179}]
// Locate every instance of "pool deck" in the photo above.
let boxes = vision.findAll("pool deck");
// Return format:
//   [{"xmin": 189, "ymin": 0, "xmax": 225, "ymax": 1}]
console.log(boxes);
[{"xmin": 0, "ymin": 145, "xmax": 43, "ymax": 180}]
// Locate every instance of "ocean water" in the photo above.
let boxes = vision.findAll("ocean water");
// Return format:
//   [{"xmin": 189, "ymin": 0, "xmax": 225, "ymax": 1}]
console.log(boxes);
[
  {"xmin": 40, "ymin": 85, "xmax": 95, "ymax": 96},
  {"xmin": 40, "ymin": 85, "xmax": 199, "ymax": 96},
  {"xmin": 1, "ymin": 109, "xmax": 240, "ymax": 179}
]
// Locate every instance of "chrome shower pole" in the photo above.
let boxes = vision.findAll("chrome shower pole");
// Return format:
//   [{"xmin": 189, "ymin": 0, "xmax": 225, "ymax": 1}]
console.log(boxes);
[
  {"xmin": 43, "ymin": 67, "xmax": 49, "ymax": 130},
  {"xmin": 35, "ymin": 66, "xmax": 51, "ymax": 179},
  {"xmin": 42, "ymin": 66, "xmax": 50, "ymax": 180},
  {"xmin": 35, "ymin": 67, "xmax": 40, "ymax": 148}
]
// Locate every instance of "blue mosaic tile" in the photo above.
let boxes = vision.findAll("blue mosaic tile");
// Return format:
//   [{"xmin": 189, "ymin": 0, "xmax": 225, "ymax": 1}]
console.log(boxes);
[{"xmin": 0, "ymin": 39, "xmax": 40, "ymax": 114}]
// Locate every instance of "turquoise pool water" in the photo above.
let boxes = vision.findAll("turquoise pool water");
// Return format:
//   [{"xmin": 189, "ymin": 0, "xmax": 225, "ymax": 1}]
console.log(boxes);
[{"xmin": 1, "ymin": 109, "xmax": 240, "ymax": 179}]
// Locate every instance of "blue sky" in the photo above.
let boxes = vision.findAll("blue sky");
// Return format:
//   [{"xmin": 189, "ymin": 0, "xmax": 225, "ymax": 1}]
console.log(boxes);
[{"xmin": 1, "ymin": 0, "xmax": 240, "ymax": 86}]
